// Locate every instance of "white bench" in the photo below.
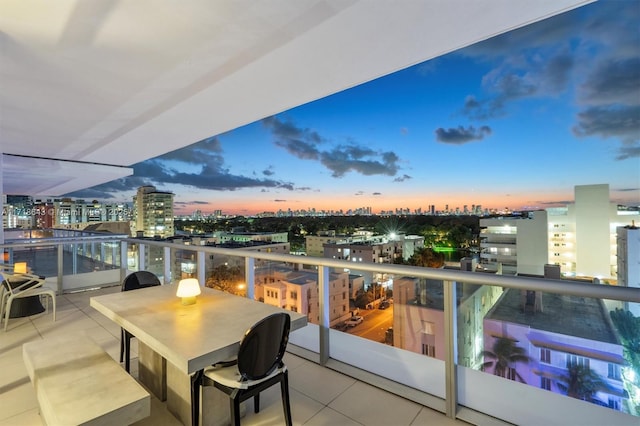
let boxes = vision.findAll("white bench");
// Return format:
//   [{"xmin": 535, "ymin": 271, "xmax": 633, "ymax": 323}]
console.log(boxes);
[{"xmin": 23, "ymin": 335, "xmax": 150, "ymax": 426}]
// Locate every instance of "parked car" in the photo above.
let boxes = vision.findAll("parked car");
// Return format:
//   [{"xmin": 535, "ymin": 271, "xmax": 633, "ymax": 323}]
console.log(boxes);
[
  {"xmin": 344, "ymin": 315, "xmax": 364, "ymax": 327},
  {"xmin": 378, "ymin": 300, "xmax": 390, "ymax": 310}
]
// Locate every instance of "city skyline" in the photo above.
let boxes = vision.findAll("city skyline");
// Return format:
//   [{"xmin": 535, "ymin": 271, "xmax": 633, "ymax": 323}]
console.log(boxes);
[{"xmin": 67, "ymin": 0, "xmax": 640, "ymax": 216}]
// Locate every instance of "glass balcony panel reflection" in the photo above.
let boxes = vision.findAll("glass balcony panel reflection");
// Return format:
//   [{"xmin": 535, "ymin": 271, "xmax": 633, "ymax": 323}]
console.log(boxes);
[{"xmin": 204, "ymin": 253, "xmax": 246, "ymax": 297}]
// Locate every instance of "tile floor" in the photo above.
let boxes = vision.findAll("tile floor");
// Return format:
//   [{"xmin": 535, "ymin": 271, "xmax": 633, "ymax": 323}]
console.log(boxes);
[{"xmin": 0, "ymin": 286, "xmax": 468, "ymax": 426}]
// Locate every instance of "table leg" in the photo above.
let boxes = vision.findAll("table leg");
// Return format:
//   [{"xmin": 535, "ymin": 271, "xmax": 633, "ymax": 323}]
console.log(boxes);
[
  {"xmin": 166, "ymin": 362, "xmax": 241, "ymax": 426},
  {"xmin": 138, "ymin": 342, "xmax": 166, "ymax": 401}
]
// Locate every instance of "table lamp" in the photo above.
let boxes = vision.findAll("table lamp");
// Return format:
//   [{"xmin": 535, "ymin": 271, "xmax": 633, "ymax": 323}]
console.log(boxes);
[
  {"xmin": 176, "ymin": 278, "xmax": 201, "ymax": 305},
  {"xmin": 13, "ymin": 262, "xmax": 28, "ymax": 274}
]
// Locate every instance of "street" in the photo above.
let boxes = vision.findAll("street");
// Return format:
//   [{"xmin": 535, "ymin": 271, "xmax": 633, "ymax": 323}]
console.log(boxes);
[{"xmin": 344, "ymin": 304, "xmax": 393, "ymax": 343}]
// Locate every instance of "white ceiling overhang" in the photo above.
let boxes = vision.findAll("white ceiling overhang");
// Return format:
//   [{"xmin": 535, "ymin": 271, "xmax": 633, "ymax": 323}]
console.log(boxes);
[{"xmin": 0, "ymin": 0, "xmax": 594, "ymax": 196}]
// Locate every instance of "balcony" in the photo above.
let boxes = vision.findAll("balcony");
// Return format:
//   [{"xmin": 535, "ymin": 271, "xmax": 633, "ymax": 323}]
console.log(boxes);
[
  {"xmin": 1, "ymin": 233, "xmax": 639, "ymax": 426},
  {"xmin": 0, "ymin": 285, "xmax": 465, "ymax": 426}
]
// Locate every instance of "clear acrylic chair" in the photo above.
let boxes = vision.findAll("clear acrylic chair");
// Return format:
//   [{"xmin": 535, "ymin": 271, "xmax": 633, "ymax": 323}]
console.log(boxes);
[{"xmin": 192, "ymin": 312, "xmax": 292, "ymax": 426}]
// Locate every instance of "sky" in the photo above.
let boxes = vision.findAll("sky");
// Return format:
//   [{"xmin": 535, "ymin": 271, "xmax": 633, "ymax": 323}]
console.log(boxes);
[{"xmin": 69, "ymin": 0, "xmax": 640, "ymax": 216}]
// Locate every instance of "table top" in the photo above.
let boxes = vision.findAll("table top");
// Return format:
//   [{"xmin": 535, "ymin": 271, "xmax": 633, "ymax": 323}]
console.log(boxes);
[{"xmin": 90, "ymin": 285, "xmax": 307, "ymax": 374}]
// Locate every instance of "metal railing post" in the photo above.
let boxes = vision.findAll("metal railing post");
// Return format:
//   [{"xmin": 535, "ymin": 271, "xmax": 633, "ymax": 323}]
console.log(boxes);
[
  {"xmin": 318, "ymin": 265, "xmax": 330, "ymax": 365},
  {"xmin": 138, "ymin": 243, "xmax": 146, "ymax": 271},
  {"xmin": 57, "ymin": 243, "xmax": 63, "ymax": 294},
  {"xmin": 444, "ymin": 279, "xmax": 458, "ymax": 419},
  {"xmin": 197, "ymin": 251, "xmax": 206, "ymax": 287},
  {"xmin": 120, "ymin": 241, "xmax": 128, "ymax": 283},
  {"xmin": 163, "ymin": 246, "xmax": 171, "ymax": 284},
  {"xmin": 245, "ymin": 257, "xmax": 255, "ymax": 300}
]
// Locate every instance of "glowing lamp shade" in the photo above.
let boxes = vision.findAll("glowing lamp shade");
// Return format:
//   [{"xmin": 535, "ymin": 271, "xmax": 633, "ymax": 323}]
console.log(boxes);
[
  {"xmin": 176, "ymin": 278, "xmax": 201, "ymax": 305},
  {"xmin": 13, "ymin": 262, "xmax": 28, "ymax": 274}
]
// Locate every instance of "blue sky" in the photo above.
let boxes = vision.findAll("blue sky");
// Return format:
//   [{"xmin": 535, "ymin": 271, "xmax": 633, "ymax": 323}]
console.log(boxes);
[{"xmin": 70, "ymin": 0, "xmax": 640, "ymax": 215}]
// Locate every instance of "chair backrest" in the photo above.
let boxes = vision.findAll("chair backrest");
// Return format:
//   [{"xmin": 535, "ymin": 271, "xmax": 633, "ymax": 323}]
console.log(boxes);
[
  {"xmin": 121, "ymin": 271, "xmax": 161, "ymax": 292},
  {"xmin": 237, "ymin": 312, "xmax": 291, "ymax": 381}
]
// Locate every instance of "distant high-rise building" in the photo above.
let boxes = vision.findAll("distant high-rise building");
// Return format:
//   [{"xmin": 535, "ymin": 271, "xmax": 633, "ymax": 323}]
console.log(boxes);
[
  {"xmin": 481, "ymin": 184, "xmax": 639, "ymax": 279},
  {"xmin": 547, "ymin": 184, "xmax": 639, "ymax": 279},
  {"xmin": 617, "ymin": 222, "xmax": 640, "ymax": 316},
  {"xmin": 133, "ymin": 185, "xmax": 174, "ymax": 238}
]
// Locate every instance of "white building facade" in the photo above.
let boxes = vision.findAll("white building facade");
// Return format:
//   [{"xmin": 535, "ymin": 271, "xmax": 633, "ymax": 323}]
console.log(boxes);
[
  {"xmin": 479, "ymin": 210, "xmax": 548, "ymax": 275},
  {"xmin": 547, "ymin": 184, "xmax": 639, "ymax": 279}
]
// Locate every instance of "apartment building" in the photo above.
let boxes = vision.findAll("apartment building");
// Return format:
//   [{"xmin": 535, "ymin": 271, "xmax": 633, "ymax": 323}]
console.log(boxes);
[
  {"xmin": 305, "ymin": 230, "xmax": 366, "ymax": 257},
  {"xmin": 484, "ymin": 288, "xmax": 628, "ymax": 412},
  {"xmin": 479, "ymin": 210, "xmax": 548, "ymax": 275},
  {"xmin": 481, "ymin": 184, "xmax": 639, "ymax": 279},
  {"xmin": 393, "ymin": 271, "xmax": 503, "ymax": 366},
  {"xmin": 254, "ymin": 265, "xmax": 354, "ymax": 327},
  {"xmin": 548, "ymin": 184, "xmax": 639, "ymax": 279},
  {"xmin": 617, "ymin": 223, "xmax": 640, "ymax": 316},
  {"xmin": 133, "ymin": 185, "xmax": 174, "ymax": 238}
]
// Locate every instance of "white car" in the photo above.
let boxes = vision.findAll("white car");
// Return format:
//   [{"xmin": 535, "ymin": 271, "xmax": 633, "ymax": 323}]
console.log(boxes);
[{"xmin": 344, "ymin": 315, "xmax": 364, "ymax": 327}]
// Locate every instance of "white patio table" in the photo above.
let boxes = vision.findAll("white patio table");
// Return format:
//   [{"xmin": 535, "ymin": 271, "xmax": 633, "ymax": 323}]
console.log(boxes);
[{"xmin": 91, "ymin": 284, "xmax": 307, "ymax": 425}]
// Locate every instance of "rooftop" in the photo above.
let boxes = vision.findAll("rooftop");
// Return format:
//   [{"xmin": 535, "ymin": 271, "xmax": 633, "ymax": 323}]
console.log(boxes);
[{"xmin": 486, "ymin": 288, "xmax": 620, "ymax": 344}]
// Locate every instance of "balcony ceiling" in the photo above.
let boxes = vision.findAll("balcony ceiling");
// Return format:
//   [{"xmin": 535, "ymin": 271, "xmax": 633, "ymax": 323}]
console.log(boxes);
[{"xmin": 0, "ymin": 0, "xmax": 592, "ymax": 196}]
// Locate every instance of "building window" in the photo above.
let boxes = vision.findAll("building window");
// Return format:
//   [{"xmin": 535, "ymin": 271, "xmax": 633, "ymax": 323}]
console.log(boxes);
[
  {"xmin": 608, "ymin": 397, "xmax": 620, "ymax": 410},
  {"xmin": 540, "ymin": 348, "xmax": 551, "ymax": 364},
  {"xmin": 422, "ymin": 344, "xmax": 436, "ymax": 358},
  {"xmin": 291, "ymin": 291, "xmax": 297, "ymax": 300},
  {"xmin": 608, "ymin": 363, "xmax": 621, "ymax": 380},
  {"xmin": 541, "ymin": 377, "xmax": 551, "ymax": 390},
  {"xmin": 566, "ymin": 354, "xmax": 589, "ymax": 369},
  {"xmin": 291, "ymin": 306, "xmax": 298, "ymax": 312}
]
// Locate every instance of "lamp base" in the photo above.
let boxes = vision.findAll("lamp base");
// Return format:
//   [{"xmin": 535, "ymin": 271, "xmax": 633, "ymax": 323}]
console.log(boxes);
[{"xmin": 181, "ymin": 296, "xmax": 197, "ymax": 305}]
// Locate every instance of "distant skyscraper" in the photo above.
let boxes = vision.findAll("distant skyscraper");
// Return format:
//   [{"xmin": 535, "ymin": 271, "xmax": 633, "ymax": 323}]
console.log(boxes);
[{"xmin": 134, "ymin": 185, "xmax": 174, "ymax": 238}]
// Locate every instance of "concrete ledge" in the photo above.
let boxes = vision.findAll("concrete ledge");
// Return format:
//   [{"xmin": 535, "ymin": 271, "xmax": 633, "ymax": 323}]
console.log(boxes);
[{"xmin": 23, "ymin": 335, "xmax": 150, "ymax": 426}]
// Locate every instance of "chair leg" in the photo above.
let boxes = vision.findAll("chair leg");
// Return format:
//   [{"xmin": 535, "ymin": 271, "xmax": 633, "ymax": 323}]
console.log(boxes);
[
  {"xmin": 43, "ymin": 292, "xmax": 56, "ymax": 322},
  {"xmin": 191, "ymin": 370, "xmax": 203, "ymax": 426},
  {"xmin": 51, "ymin": 293, "xmax": 56, "ymax": 322},
  {"xmin": 125, "ymin": 332, "xmax": 132, "ymax": 373},
  {"xmin": 120, "ymin": 328, "xmax": 125, "ymax": 363},
  {"xmin": 0, "ymin": 292, "xmax": 9, "ymax": 323},
  {"xmin": 230, "ymin": 395, "xmax": 241, "ymax": 426},
  {"xmin": 281, "ymin": 371, "xmax": 292, "ymax": 426},
  {"xmin": 254, "ymin": 393, "xmax": 260, "ymax": 413},
  {"xmin": 4, "ymin": 298, "xmax": 13, "ymax": 331}
]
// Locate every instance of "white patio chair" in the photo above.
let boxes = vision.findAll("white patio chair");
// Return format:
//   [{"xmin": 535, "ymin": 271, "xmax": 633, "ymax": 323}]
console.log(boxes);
[{"xmin": 0, "ymin": 267, "xmax": 56, "ymax": 331}]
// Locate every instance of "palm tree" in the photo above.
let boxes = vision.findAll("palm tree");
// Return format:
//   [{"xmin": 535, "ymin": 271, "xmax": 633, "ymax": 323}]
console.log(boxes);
[
  {"xmin": 481, "ymin": 337, "xmax": 531, "ymax": 383},
  {"xmin": 554, "ymin": 364, "xmax": 607, "ymax": 402}
]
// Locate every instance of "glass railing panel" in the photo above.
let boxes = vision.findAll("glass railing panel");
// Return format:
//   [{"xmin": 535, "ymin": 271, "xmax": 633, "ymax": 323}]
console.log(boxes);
[
  {"xmin": 468, "ymin": 289, "xmax": 638, "ymax": 420},
  {"xmin": 458, "ymin": 364, "xmax": 635, "ymax": 425},
  {"xmin": 326, "ymin": 271, "xmax": 448, "ymax": 397},
  {"xmin": 9, "ymin": 244, "xmax": 59, "ymax": 278},
  {"xmin": 202, "ymin": 252, "xmax": 247, "ymax": 296},
  {"xmin": 129, "ymin": 243, "xmax": 167, "ymax": 281},
  {"xmin": 330, "ymin": 267, "xmax": 392, "ymax": 340},
  {"xmin": 331, "ymin": 326, "xmax": 447, "ymax": 397},
  {"xmin": 457, "ymin": 283, "xmax": 504, "ymax": 370},
  {"xmin": 608, "ymin": 300, "xmax": 639, "ymax": 417},
  {"xmin": 252, "ymin": 259, "xmax": 308, "ymax": 310}
]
